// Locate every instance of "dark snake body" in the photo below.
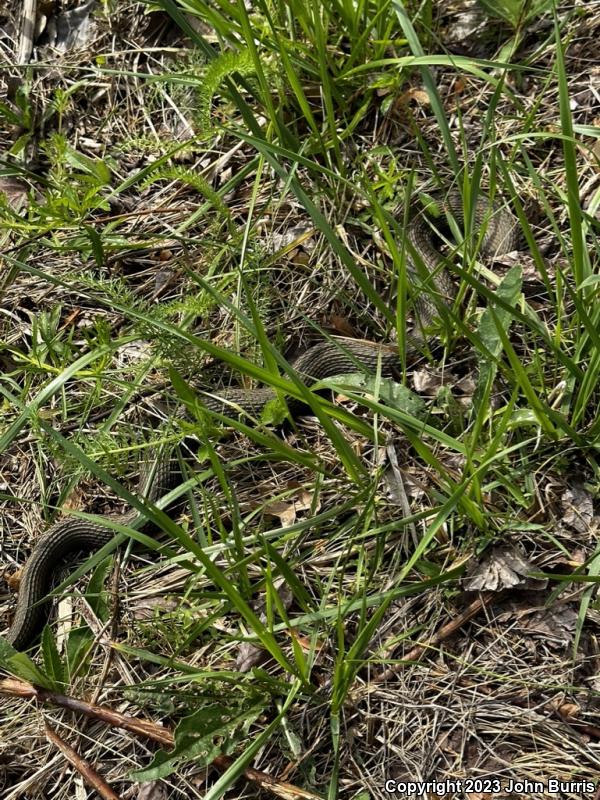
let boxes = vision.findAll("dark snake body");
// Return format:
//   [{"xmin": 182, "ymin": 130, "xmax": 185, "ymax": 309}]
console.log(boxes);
[{"xmin": 5, "ymin": 193, "xmax": 519, "ymax": 649}]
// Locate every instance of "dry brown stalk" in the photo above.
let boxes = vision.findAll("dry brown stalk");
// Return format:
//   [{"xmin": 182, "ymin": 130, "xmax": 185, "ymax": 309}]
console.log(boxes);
[{"xmin": 45, "ymin": 723, "xmax": 121, "ymax": 800}]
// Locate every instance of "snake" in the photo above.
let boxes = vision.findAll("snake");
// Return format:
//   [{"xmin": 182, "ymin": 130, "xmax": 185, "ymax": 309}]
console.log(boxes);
[{"xmin": 4, "ymin": 192, "xmax": 519, "ymax": 650}]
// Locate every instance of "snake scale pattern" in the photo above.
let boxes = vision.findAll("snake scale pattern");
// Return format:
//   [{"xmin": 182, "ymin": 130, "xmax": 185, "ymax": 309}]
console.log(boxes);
[{"xmin": 5, "ymin": 192, "xmax": 519, "ymax": 649}]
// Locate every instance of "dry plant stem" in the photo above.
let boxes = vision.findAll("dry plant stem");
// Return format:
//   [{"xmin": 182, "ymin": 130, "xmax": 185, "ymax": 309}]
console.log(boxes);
[
  {"xmin": 90, "ymin": 566, "xmax": 121, "ymax": 706},
  {"xmin": 45, "ymin": 724, "xmax": 121, "ymax": 800},
  {"xmin": 374, "ymin": 591, "xmax": 498, "ymax": 684},
  {"xmin": 0, "ymin": 678, "xmax": 322, "ymax": 800},
  {"xmin": 16, "ymin": 0, "xmax": 36, "ymax": 65}
]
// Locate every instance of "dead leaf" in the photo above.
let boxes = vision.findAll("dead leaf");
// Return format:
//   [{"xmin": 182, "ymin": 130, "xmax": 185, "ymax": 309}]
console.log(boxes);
[
  {"xmin": 267, "ymin": 222, "xmax": 315, "ymax": 254},
  {"xmin": 515, "ymin": 252, "xmax": 545, "ymax": 282},
  {"xmin": 453, "ymin": 77, "xmax": 468, "ymax": 96},
  {"xmin": 445, "ymin": 2, "xmax": 487, "ymax": 47},
  {"xmin": 236, "ymin": 582, "xmax": 293, "ymax": 672},
  {"xmin": 289, "ymin": 629, "xmax": 322, "ymax": 653},
  {"xmin": 42, "ymin": 0, "xmax": 98, "ymax": 53},
  {"xmin": 412, "ymin": 367, "xmax": 444, "ymax": 395},
  {"xmin": 137, "ymin": 781, "xmax": 169, "ymax": 800},
  {"xmin": 0, "ymin": 175, "xmax": 29, "ymax": 211},
  {"xmin": 264, "ymin": 490, "xmax": 316, "ymax": 527},
  {"xmin": 463, "ymin": 546, "xmax": 547, "ymax": 592},
  {"xmin": 562, "ymin": 485, "xmax": 594, "ymax": 534},
  {"xmin": 62, "ymin": 487, "xmax": 87, "ymax": 512},
  {"xmin": 327, "ymin": 314, "xmax": 357, "ymax": 337},
  {"xmin": 131, "ymin": 596, "xmax": 179, "ymax": 621},
  {"xmin": 519, "ymin": 605, "xmax": 577, "ymax": 649},
  {"xmin": 5, "ymin": 567, "xmax": 23, "ymax": 591},
  {"xmin": 382, "ymin": 444, "xmax": 408, "ymax": 506},
  {"xmin": 401, "ymin": 88, "xmax": 430, "ymax": 106},
  {"xmin": 236, "ymin": 641, "xmax": 270, "ymax": 672},
  {"xmin": 455, "ymin": 374, "xmax": 477, "ymax": 397},
  {"xmin": 152, "ymin": 268, "xmax": 176, "ymax": 297},
  {"xmin": 553, "ymin": 699, "xmax": 580, "ymax": 720},
  {"xmin": 570, "ymin": 548, "xmax": 587, "ymax": 566}
]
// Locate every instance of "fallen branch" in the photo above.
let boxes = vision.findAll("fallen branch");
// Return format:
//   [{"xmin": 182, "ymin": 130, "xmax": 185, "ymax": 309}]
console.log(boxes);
[
  {"xmin": 1, "ymin": 678, "xmax": 320, "ymax": 800},
  {"xmin": 45, "ymin": 724, "xmax": 121, "ymax": 800}
]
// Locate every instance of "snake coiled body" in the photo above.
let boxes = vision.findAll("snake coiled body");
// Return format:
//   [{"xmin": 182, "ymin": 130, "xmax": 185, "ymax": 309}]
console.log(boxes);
[{"xmin": 5, "ymin": 192, "xmax": 519, "ymax": 650}]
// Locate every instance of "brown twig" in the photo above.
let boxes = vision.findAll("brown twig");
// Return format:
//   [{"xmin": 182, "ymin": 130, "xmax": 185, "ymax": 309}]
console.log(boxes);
[
  {"xmin": 0, "ymin": 678, "xmax": 321, "ymax": 800},
  {"xmin": 45, "ymin": 724, "xmax": 121, "ymax": 800}
]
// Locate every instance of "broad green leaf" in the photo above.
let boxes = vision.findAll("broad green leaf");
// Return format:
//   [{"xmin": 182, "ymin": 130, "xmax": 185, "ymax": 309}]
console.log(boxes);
[
  {"xmin": 131, "ymin": 697, "xmax": 266, "ymax": 781},
  {"xmin": 0, "ymin": 637, "xmax": 56, "ymax": 689},
  {"xmin": 41, "ymin": 626, "xmax": 66, "ymax": 688}
]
